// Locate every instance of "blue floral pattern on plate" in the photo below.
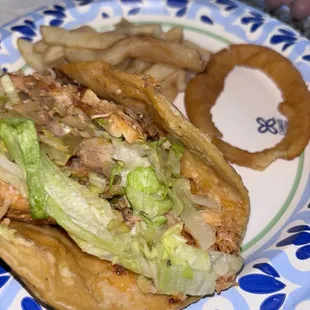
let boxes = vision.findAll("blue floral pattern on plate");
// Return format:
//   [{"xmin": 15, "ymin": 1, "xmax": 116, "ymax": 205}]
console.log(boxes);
[
  {"xmin": 216, "ymin": 0, "xmax": 238, "ymax": 11},
  {"xmin": 0, "ymin": 0, "xmax": 309, "ymax": 309},
  {"xmin": 0, "ymin": 259, "xmax": 10, "ymax": 290},
  {"xmin": 239, "ymin": 263, "xmax": 287, "ymax": 310},
  {"xmin": 241, "ymin": 11, "xmax": 264, "ymax": 32},
  {"xmin": 270, "ymin": 29, "xmax": 298, "ymax": 51},
  {"xmin": 21, "ymin": 297, "xmax": 42, "ymax": 310},
  {"xmin": 277, "ymin": 225, "xmax": 310, "ymax": 260},
  {"xmin": 43, "ymin": 5, "xmax": 66, "ymax": 27}
]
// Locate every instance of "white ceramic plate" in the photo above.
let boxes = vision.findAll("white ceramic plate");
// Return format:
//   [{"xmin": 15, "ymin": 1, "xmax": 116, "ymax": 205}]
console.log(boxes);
[{"xmin": 0, "ymin": 1, "xmax": 309, "ymax": 309}]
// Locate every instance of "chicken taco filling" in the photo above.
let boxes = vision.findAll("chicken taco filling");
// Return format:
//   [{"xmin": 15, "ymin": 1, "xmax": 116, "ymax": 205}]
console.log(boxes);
[{"xmin": 0, "ymin": 70, "xmax": 247, "ymax": 298}]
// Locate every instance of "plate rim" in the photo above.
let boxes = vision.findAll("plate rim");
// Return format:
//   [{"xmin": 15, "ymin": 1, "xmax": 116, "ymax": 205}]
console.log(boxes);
[{"xmin": 0, "ymin": 0, "xmax": 309, "ymax": 309}]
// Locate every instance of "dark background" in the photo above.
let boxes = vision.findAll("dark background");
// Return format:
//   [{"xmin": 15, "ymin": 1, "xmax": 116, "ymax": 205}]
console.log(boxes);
[{"xmin": 240, "ymin": 0, "xmax": 310, "ymax": 37}]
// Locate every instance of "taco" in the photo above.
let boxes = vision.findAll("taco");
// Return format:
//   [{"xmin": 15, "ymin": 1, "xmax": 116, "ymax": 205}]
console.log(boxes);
[{"xmin": 0, "ymin": 61, "xmax": 250, "ymax": 310}]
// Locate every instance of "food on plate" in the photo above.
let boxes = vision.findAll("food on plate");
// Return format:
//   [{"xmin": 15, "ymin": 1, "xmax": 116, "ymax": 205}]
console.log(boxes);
[
  {"xmin": 0, "ymin": 221, "xmax": 199, "ymax": 310},
  {"xmin": 18, "ymin": 25, "xmax": 98, "ymax": 74},
  {"xmin": 185, "ymin": 44, "xmax": 310, "ymax": 170},
  {"xmin": 17, "ymin": 19, "xmax": 211, "ymax": 103},
  {"xmin": 0, "ymin": 61, "xmax": 249, "ymax": 309},
  {"xmin": 40, "ymin": 25, "xmax": 126, "ymax": 50},
  {"xmin": 63, "ymin": 36, "xmax": 204, "ymax": 72}
]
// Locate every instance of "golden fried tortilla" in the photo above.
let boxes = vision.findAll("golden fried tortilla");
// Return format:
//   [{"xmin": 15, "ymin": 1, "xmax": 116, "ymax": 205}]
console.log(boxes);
[
  {"xmin": 60, "ymin": 61, "xmax": 250, "ymax": 251},
  {"xmin": 0, "ymin": 221, "xmax": 197, "ymax": 310},
  {"xmin": 0, "ymin": 62, "xmax": 250, "ymax": 310}
]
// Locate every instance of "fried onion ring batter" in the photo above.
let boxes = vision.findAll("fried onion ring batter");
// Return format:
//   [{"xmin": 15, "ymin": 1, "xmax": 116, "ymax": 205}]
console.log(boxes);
[{"xmin": 185, "ymin": 44, "xmax": 310, "ymax": 170}]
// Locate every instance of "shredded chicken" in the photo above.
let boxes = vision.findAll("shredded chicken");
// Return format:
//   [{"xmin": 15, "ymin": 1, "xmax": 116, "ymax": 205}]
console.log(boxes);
[
  {"xmin": 0, "ymin": 198, "xmax": 10, "ymax": 220},
  {"xmin": 81, "ymin": 89, "xmax": 148, "ymax": 143},
  {"xmin": 8, "ymin": 73, "xmax": 159, "ymax": 143},
  {"xmin": 200, "ymin": 210, "xmax": 222, "ymax": 227},
  {"xmin": 66, "ymin": 157, "xmax": 91, "ymax": 178},
  {"xmin": 0, "ymin": 179, "xmax": 55, "ymax": 224},
  {"xmin": 77, "ymin": 138, "xmax": 114, "ymax": 178},
  {"xmin": 0, "ymin": 180, "xmax": 29, "ymax": 212}
]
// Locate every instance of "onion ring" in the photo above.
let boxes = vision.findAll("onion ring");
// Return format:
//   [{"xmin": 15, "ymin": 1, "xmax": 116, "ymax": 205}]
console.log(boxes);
[{"xmin": 185, "ymin": 44, "xmax": 310, "ymax": 170}]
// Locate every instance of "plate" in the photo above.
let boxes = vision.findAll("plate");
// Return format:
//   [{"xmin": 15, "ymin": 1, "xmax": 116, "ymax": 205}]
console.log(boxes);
[{"xmin": 0, "ymin": 0, "xmax": 309, "ymax": 309}]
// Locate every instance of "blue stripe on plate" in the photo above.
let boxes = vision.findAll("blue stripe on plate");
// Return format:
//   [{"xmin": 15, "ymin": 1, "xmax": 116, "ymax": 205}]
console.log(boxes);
[{"xmin": 0, "ymin": 278, "xmax": 22, "ymax": 310}]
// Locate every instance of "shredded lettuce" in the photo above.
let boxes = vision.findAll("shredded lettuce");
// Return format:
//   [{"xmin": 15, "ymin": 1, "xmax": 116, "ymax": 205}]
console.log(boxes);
[
  {"xmin": 111, "ymin": 137, "xmax": 185, "ymax": 190},
  {"xmin": 40, "ymin": 143, "xmax": 71, "ymax": 167},
  {"xmin": 155, "ymin": 223, "xmax": 216, "ymax": 296},
  {"xmin": 40, "ymin": 132, "xmax": 82, "ymax": 166},
  {"xmin": 0, "ymin": 118, "xmax": 47, "ymax": 218},
  {"xmin": 156, "ymin": 261, "xmax": 217, "ymax": 296},
  {"xmin": 111, "ymin": 139, "xmax": 151, "ymax": 186},
  {"xmin": 126, "ymin": 186, "xmax": 171, "ymax": 219},
  {"xmin": 208, "ymin": 250, "xmax": 244, "ymax": 278},
  {"xmin": 39, "ymin": 130, "xmax": 68, "ymax": 152},
  {"xmin": 127, "ymin": 166, "xmax": 160, "ymax": 194},
  {"xmin": 0, "ymin": 118, "xmax": 26, "ymax": 170},
  {"xmin": 0, "ymin": 75, "xmax": 21, "ymax": 106},
  {"xmin": 0, "ymin": 117, "xmax": 241, "ymax": 296},
  {"xmin": 88, "ymin": 172, "xmax": 107, "ymax": 192},
  {"xmin": 0, "ymin": 154, "xmax": 27, "ymax": 197},
  {"xmin": 126, "ymin": 167, "xmax": 172, "ymax": 220}
]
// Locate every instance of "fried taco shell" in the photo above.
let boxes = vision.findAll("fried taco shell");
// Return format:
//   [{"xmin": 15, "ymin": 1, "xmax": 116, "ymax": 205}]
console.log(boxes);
[
  {"xmin": 0, "ymin": 221, "xmax": 196, "ymax": 310},
  {"xmin": 59, "ymin": 61, "xmax": 250, "ymax": 251},
  {"xmin": 0, "ymin": 62, "xmax": 250, "ymax": 309}
]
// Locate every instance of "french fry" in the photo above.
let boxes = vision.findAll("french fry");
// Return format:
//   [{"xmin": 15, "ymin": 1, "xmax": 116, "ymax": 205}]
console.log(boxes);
[
  {"xmin": 34, "ymin": 26, "xmax": 95, "ymax": 57},
  {"xmin": 91, "ymin": 36, "xmax": 206, "ymax": 72},
  {"xmin": 40, "ymin": 26, "xmax": 125, "ymax": 50},
  {"xmin": 126, "ymin": 59, "xmax": 152, "ymax": 74},
  {"xmin": 43, "ymin": 46, "xmax": 65, "ymax": 65},
  {"xmin": 116, "ymin": 58, "xmax": 133, "ymax": 71},
  {"xmin": 176, "ymin": 70, "xmax": 187, "ymax": 92},
  {"xmin": 65, "ymin": 47, "xmax": 104, "ymax": 63},
  {"xmin": 17, "ymin": 39, "xmax": 47, "ymax": 73},
  {"xmin": 115, "ymin": 18, "xmax": 133, "ymax": 29},
  {"xmin": 33, "ymin": 40, "xmax": 48, "ymax": 54},
  {"xmin": 19, "ymin": 23, "xmax": 207, "ymax": 104},
  {"xmin": 160, "ymin": 71, "xmax": 179, "ymax": 102},
  {"xmin": 182, "ymin": 40, "xmax": 211, "ymax": 61},
  {"xmin": 73, "ymin": 25, "xmax": 96, "ymax": 33},
  {"xmin": 113, "ymin": 24, "xmax": 162, "ymax": 37},
  {"xmin": 161, "ymin": 27, "xmax": 183, "ymax": 43},
  {"xmin": 144, "ymin": 64, "xmax": 178, "ymax": 82}
]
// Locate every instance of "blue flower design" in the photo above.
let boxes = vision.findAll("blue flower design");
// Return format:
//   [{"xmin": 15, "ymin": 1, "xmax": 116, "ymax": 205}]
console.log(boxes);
[
  {"xmin": 241, "ymin": 12, "xmax": 264, "ymax": 33},
  {"xmin": 166, "ymin": 0, "xmax": 189, "ymax": 17},
  {"xmin": 276, "ymin": 224, "xmax": 310, "ymax": 260},
  {"xmin": 102, "ymin": 12, "xmax": 110, "ymax": 19},
  {"xmin": 239, "ymin": 263, "xmax": 286, "ymax": 310},
  {"xmin": 0, "ymin": 67, "xmax": 8, "ymax": 73},
  {"xmin": 216, "ymin": 0, "xmax": 238, "ymax": 11},
  {"xmin": 276, "ymin": 118, "xmax": 287, "ymax": 136},
  {"xmin": 200, "ymin": 15, "xmax": 213, "ymax": 25},
  {"xmin": 0, "ymin": 259, "xmax": 11, "ymax": 289},
  {"xmin": 260, "ymin": 293, "xmax": 286, "ymax": 310},
  {"xmin": 21, "ymin": 297, "xmax": 42, "ymax": 310},
  {"xmin": 256, "ymin": 117, "xmax": 278, "ymax": 134},
  {"xmin": 43, "ymin": 5, "xmax": 66, "ymax": 27},
  {"xmin": 120, "ymin": 0, "xmax": 142, "ymax": 3},
  {"xmin": 128, "ymin": 7, "xmax": 141, "ymax": 15},
  {"xmin": 252, "ymin": 263, "xmax": 280, "ymax": 277},
  {"xmin": 270, "ymin": 29, "xmax": 297, "ymax": 51},
  {"xmin": 11, "ymin": 19, "xmax": 37, "ymax": 42},
  {"xmin": 302, "ymin": 55, "xmax": 310, "ymax": 61},
  {"xmin": 74, "ymin": 0, "xmax": 95, "ymax": 6},
  {"xmin": 119, "ymin": 0, "xmax": 143, "ymax": 16},
  {"xmin": 167, "ymin": 0, "xmax": 188, "ymax": 8}
]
